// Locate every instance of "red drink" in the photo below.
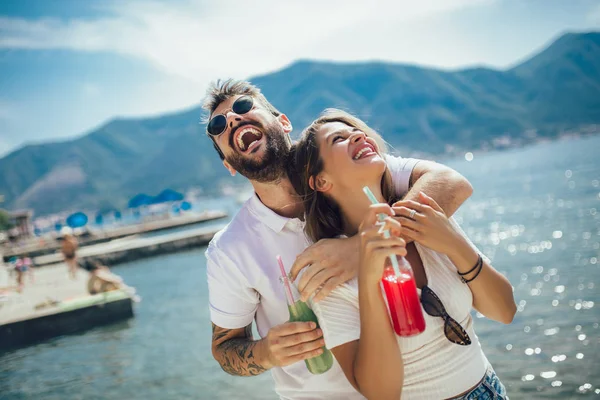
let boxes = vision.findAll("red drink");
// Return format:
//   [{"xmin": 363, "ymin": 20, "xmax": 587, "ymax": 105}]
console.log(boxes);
[{"xmin": 381, "ymin": 262, "xmax": 426, "ymax": 337}]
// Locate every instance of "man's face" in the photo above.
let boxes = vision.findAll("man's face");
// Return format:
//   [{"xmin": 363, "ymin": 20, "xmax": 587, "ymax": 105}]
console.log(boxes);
[{"xmin": 211, "ymin": 95, "xmax": 292, "ymax": 183}]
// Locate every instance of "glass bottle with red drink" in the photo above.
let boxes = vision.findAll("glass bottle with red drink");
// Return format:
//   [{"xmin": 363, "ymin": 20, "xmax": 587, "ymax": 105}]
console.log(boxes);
[{"xmin": 380, "ymin": 256, "xmax": 426, "ymax": 336}]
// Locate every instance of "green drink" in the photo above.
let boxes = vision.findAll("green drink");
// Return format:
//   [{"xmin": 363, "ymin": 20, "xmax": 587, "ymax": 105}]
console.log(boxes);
[
  {"xmin": 288, "ymin": 300, "xmax": 334, "ymax": 375},
  {"xmin": 277, "ymin": 255, "xmax": 333, "ymax": 375}
]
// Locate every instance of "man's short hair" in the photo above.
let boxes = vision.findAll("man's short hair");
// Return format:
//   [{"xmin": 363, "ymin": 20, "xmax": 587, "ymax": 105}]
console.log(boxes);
[
  {"xmin": 201, "ymin": 79, "xmax": 283, "ymax": 160},
  {"xmin": 202, "ymin": 79, "xmax": 281, "ymax": 123}
]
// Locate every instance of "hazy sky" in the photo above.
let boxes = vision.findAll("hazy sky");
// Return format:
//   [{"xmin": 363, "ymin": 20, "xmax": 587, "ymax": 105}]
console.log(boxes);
[{"xmin": 0, "ymin": 0, "xmax": 599, "ymax": 156}]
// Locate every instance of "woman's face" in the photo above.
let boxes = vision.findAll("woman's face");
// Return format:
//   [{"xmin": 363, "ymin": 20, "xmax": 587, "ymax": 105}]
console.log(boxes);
[{"xmin": 315, "ymin": 121, "xmax": 387, "ymax": 193}]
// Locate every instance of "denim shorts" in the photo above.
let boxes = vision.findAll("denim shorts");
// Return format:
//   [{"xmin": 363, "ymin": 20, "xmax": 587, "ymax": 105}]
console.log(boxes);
[{"xmin": 451, "ymin": 366, "xmax": 509, "ymax": 400}]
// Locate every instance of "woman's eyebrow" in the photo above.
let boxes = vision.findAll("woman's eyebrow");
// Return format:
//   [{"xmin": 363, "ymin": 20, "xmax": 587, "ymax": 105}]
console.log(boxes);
[
  {"xmin": 327, "ymin": 130, "xmax": 344, "ymax": 144},
  {"xmin": 327, "ymin": 127, "xmax": 361, "ymax": 144}
]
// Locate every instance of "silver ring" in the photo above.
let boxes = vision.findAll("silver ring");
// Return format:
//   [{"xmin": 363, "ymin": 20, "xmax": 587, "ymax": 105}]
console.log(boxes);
[{"xmin": 409, "ymin": 209, "xmax": 416, "ymax": 219}]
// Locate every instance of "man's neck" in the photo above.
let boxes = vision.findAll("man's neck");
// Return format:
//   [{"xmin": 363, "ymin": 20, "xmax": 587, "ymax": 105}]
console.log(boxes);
[{"xmin": 251, "ymin": 177, "xmax": 304, "ymax": 219}]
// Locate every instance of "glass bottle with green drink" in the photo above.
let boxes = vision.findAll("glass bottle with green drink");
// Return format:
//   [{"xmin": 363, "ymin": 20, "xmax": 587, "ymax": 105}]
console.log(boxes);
[{"xmin": 277, "ymin": 255, "xmax": 333, "ymax": 375}]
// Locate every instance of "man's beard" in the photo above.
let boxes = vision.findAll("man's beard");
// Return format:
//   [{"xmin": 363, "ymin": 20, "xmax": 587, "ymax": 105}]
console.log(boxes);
[{"xmin": 225, "ymin": 121, "xmax": 291, "ymax": 183}]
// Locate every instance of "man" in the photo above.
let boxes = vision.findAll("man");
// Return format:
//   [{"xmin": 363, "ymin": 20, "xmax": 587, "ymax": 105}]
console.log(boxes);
[
  {"xmin": 60, "ymin": 228, "xmax": 79, "ymax": 280},
  {"xmin": 203, "ymin": 79, "xmax": 473, "ymax": 399}
]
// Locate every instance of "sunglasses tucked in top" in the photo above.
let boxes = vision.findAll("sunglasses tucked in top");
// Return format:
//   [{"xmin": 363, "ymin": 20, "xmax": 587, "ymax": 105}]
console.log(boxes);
[
  {"xmin": 207, "ymin": 95, "xmax": 255, "ymax": 137},
  {"xmin": 420, "ymin": 285, "xmax": 471, "ymax": 346}
]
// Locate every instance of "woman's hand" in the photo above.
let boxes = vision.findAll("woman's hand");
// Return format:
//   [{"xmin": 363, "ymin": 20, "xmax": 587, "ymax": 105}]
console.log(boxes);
[
  {"xmin": 359, "ymin": 204, "xmax": 407, "ymax": 284},
  {"xmin": 392, "ymin": 192, "xmax": 464, "ymax": 256}
]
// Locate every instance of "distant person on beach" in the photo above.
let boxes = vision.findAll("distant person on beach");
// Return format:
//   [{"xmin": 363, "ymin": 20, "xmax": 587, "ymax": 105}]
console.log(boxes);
[
  {"xmin": 83, "ymin": 259, "xmax": 124, "ymax": 295},
  {"xmin": 15, "ymin": 255, "xmax": 34, "ymax": 291},
  {"xmin": 202, "ymin": 79, "xmax": 474, "ymax": 399},
  {"xmin": 61, "ymin": 229, "xmax": 79, "ymax": 280},
  {"xmin": 288, "ymin": 109, "xmax": 515, "ymax": 399}
]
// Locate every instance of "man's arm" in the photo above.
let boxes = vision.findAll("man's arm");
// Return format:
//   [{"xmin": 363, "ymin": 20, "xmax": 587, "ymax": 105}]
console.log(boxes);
[
  {"xmin": 211, "ymin": 323, "xmax": 267, "ymax": 376},
  {"xmin": 404, "ymin": 160, "xmax": 473, "ymax": 217},
  {"xmin": 211, "ymin": 322, "xmax": 325, "ymax": 377}
]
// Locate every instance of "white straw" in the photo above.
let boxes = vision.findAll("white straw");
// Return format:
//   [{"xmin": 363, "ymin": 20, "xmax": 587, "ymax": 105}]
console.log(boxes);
[{"xmin": 362, "ymin": 186, "xmax": 402, "ymax": 277}]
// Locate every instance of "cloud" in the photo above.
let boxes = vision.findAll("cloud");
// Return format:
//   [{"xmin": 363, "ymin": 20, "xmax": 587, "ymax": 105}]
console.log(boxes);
[
  {"xmin": 82, "ymin": 83, "xmax": 101, "ymax": 97},
  {"xmin": 588, "ymin": 3, "xmax": 600, "ymax": 24},
  {"xmin": 0, "ymin": 0, "xmax": 492, "ymax": 85}
]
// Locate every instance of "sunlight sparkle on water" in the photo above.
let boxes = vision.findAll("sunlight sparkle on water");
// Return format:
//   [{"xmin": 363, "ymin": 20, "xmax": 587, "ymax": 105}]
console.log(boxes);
[
  {"xmin": 544, "ymin": 327, "xmax": 559, "ymax": 336},
  {"xmin": 554, "ymin": 285, "xmax": 565, "ymax": 293},
  {"xmin": 552, "ymin": 354, "xmax": 567, "ymax": 362}
]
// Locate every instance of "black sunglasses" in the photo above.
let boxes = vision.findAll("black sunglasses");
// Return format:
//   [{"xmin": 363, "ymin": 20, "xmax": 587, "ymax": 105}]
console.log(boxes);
[
  {"xmin": 420, "ymin": 285, "xmax": 471, "ymax": 346},
  {"xmin": 207, "ymin": 95, "xmax": 254, "ymax": 137}
]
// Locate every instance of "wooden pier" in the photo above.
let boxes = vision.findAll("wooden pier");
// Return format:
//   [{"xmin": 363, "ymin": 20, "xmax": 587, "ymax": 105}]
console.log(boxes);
[
  {"xmin": 0, "ymin": 222, "xmax": 226, "ymax": 350},
  {"xmin": 3, "ymin": 210, "xmax": 227, "ymax": 261}
]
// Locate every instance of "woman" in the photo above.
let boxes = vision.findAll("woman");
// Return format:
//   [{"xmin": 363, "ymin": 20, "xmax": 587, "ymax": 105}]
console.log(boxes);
[
  {"xmin": 289, "ymin": 109, "xmax": 516, "ymax": 400},
  {"xmin": 83, "ymin": 259, "xmax": 124, "ymax": 295},
  {"xmin": 15, "ymin": 255, "xmax": 34, "ymax": 291}
]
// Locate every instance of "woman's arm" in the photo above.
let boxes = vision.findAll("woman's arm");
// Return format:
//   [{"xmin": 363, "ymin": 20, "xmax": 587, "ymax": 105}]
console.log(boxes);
[
  {"xmin": 323, "ymin": 204, "xmax": 405, "ymax": 400},
  {"xmin": 394, "ymin": 192, "xmax": 517, "ymax": 324},
  {"xmin": 445, "ymin": 233, "xmax": 516, "ymax": 324}
]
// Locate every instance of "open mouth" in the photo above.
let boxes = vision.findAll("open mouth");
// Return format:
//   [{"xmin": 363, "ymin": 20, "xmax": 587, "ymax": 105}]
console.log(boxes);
[
  {"xmin": 235, "ymin": 126, "xmax": 263, "ymax": 153},
  {"xmin": 353, "ymin": 143, "xmax": 377, "ymax": 160}
]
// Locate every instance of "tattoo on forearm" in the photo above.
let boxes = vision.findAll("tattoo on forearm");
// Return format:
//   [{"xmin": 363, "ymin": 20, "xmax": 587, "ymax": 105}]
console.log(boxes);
[{"xmin": 212, "ymin": 324, "xmax": 267, "ymax": 376}]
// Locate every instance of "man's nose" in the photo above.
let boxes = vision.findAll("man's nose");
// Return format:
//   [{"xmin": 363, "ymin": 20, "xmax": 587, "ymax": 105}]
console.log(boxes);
[{"xmin": 225, "ymin": 112, "xmax": 243, "ymax": 131}]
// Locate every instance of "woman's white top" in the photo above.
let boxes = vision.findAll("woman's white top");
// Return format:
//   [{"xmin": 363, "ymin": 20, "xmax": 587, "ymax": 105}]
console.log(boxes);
[{"xmin": 310, "ymin": 221, "xmax": 490, "ymax": 400}]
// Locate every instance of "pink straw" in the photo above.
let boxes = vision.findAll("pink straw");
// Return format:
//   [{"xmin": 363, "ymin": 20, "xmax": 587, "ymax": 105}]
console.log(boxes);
[{"xmin": 277, "ymin": 255, "xmax": 295, "ymax": 306}]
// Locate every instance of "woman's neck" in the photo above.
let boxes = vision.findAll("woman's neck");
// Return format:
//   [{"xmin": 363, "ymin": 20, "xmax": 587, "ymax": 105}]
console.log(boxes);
[{"xmin": 334, "ymin": 182, "xmax": 386, "ymax": 237}]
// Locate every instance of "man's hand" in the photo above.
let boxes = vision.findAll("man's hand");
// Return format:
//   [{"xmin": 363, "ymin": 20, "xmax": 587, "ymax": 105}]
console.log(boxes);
[
  {"xmin": 259, "ymin": 322, "xmax": 326, "ymax": 369},
  {"xmin": 289, "ymin": 236, "xmax": 360, "ymax": 302}
]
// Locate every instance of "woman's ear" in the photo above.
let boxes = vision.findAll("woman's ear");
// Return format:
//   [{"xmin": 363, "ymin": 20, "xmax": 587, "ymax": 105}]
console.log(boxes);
[
  {"xmin": 314, "ymin": 174, "xmax": 332, "ymax": 193},
  {"xmin": 308, "ymin": 176, "xmax": 316, "ymax": 191}
]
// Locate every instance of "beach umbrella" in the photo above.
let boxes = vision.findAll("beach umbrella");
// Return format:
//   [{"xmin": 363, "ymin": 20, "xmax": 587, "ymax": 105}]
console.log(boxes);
[
  {"xmin": 128, "ymin": 193, "xmax": 154, "ymax": 208},
  {"xmin": 154, "ymin": 189, "xmax": 184, "ymax": 203},
  {"xmin": 66, "ymin": 212, "xmax": 88, "ymax": 228},
  {"xmin": 95, "ymin": 213, "xmax": 104, "ymax": 225}
]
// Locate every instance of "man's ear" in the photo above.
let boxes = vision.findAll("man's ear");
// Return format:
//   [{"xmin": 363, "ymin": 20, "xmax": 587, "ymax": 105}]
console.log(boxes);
[
  {"xmin": 223, "ymin": 160, "xmax": 237, "ymax": 177},
  {"xmin": 314, "ymin": 174, "xmax": 332, "ymax": 193},
  {"xmin": 278, "ymin": 114, "xmax": 293, "ymax": 134}
]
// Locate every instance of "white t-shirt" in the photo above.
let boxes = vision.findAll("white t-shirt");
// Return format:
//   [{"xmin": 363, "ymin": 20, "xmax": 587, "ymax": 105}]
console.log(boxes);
[
  {"xmin": 310, "ymin": 220, "xmax": 490, "ymax": 400},
  {"xmin": 206, "ymin": 155, "xmax": 419, "ymax": 400}
]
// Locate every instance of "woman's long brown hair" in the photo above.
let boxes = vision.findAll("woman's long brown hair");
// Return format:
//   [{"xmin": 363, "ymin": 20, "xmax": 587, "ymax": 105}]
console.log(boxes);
[{"xmin": 288, "ymin": 109, "xmax": 398, "ymax": 243}]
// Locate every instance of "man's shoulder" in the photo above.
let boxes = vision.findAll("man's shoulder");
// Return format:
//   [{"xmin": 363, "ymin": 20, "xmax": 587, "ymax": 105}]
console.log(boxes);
[{"xmin": 207, "ymin": 202, "xmax": 258, "ymax": 254}]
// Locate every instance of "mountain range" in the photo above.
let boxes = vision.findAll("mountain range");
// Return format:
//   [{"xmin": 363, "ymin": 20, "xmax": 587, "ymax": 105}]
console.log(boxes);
[{"xmin": 1, "ymin": 31, "xmax": 599, "ymax": 216}]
